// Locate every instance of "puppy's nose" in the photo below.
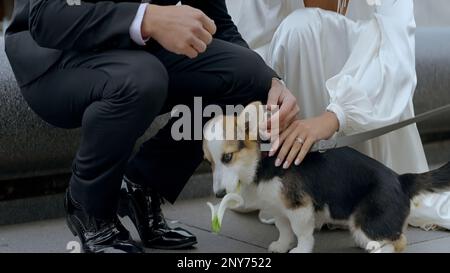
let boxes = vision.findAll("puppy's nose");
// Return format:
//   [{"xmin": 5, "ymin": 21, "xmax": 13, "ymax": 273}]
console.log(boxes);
[{"xmin": 215, "ymin": 189, "xmax": 227, "ymax": 199}]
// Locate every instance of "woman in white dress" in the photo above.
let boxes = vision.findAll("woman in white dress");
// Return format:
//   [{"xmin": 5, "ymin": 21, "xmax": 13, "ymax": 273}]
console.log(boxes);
[{"xmin": 226, "ymin": 0, "xmax": 450, "ymax": 230}]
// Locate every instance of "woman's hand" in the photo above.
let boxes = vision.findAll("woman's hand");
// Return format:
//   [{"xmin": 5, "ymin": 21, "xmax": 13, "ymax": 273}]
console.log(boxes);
[{"xmin": 269, "ymin": 112, "xmax": 340, "ymax": 169}]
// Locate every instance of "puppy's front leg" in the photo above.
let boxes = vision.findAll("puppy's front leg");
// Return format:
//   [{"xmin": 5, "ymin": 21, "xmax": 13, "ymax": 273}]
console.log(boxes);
[
  {"xmin": 268, "ymin": 216, "xmax": 296, "ymax": 253},
  {"xmin": 286, "ymin": 205, "xmax": 315, "ymax": 253}
]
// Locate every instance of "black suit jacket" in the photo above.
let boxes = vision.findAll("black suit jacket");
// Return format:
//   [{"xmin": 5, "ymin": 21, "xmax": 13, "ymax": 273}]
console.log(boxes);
[{"xmin": 5, "ymin": 0, "xmax": 249, "ymax": 87}]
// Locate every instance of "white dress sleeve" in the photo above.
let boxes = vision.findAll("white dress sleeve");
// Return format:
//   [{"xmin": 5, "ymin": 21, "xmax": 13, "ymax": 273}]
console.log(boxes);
[{"xmin": 326, "ymin": 0, "xmax": 417, "ymax": 135}]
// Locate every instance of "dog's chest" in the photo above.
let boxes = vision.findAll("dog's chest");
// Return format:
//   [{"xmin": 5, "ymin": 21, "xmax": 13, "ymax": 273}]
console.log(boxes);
[{"xmin": 254, "ymin": 177, "xmax": 285, "ymax": 211}]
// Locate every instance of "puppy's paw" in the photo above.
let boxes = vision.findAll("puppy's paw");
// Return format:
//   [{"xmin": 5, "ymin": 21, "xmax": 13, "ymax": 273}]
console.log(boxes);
[
  {"xmin": 289, "ymin": 245, "xmax": 313, "ymax": 253},
  {"xmin": 364, "ymin": 241, "xmax": 396, "ymax": 253},
  {"xmin": 365, "ymin": 241, "xmax": 382, "ymax": 253},
  {"xmin": 268, "ymin": 241, "xmax": 290, "ymax": 253}
]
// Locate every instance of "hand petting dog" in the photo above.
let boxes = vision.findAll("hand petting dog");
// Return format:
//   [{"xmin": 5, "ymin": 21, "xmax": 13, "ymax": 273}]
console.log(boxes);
[
  {"xmin": 266, "ymin": 79, "xmax": 340, "ymax": 169},
  {"xmin": 270, "ymin": 112, "xmax": 340, "ymax": 169}
]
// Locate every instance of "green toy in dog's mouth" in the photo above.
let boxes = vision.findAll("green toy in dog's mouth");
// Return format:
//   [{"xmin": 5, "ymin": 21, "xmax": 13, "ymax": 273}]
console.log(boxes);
[{"xmin": 207, "ymin": 182, "xmax": 244, "ymax": 234}]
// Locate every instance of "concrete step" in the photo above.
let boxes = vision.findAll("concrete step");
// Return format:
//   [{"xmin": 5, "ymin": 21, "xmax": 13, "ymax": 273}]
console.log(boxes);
[{"xmin": 1, "ymin": 196, "xmax": 450, "ymax": 253}]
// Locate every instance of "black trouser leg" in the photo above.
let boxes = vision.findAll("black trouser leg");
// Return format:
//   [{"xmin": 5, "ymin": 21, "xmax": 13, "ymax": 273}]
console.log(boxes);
[
  {"xmin": 126, "ymin": 39, "xmax": 275, "ymax": 202},
  {"xmin": 21, "ymin": 50, "xmax": 169, "ymax": 218}
]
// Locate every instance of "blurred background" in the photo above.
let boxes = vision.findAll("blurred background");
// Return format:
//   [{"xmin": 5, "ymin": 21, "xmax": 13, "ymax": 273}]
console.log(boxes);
[
  {"xmin": 0, "ymin": 0, "xmax": 13, "ymax": 35},
  {"xmin": 354, "ymin": 0, "xmax": 450, "ymax": 26},
  {"xmin": 227, "ymin": 0, "xmax": 450, "ymax": 27}
]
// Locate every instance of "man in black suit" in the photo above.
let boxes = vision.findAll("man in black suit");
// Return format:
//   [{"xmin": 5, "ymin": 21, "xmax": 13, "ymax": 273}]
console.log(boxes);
[{"xmin": 5, "ymin": 0, "xmax": 299, "ymax": 253}]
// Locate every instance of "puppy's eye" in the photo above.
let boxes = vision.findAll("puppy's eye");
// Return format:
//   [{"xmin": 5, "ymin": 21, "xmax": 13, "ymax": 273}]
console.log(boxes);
[{"xmin": 221, "ymin": 153, "xmax": 233, "ymax": 164}]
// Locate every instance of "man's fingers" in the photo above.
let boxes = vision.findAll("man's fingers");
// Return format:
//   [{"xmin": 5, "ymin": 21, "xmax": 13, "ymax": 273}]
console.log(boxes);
[
  {"xmin": 199, "ymin": 13, "xmax": 217, "ymax": 35},
  {"xmin": 183, "ymin": 46, "xmax": 199, "ymax": 59},
  {"xmin": 282, "ymin": 110, "xmax": 299, "ymax": 130},
  {"xmin": 267, "ymin": 110, "xmax": 280, "ymax": 131},
  {"xmin": 277, "ymin": 96, "xmax": 296, "ymax": 126},
  {"xmin": 190, "ymin": 37, "xmax": 207, "ymax": 54},
  {"xmin": 267, "ymin": 104, "xmax": 295, "ymax": 132},
  {"xmin": 295, "ymin": 137, "xmax": 315, "ymax": 165},
  {"xmin": 267, "ymin": 86, "xmax": 282, "ymax": 111},
  {"xmin": 197, "ymin": 27, "xmax": 213, "ymax": 45}
]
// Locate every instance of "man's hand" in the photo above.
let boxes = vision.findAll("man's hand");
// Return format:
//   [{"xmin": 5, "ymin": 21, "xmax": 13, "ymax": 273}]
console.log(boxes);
[
  {"xmin": 265, "ymin": 78, "xmax": 300, "ymax": 137},
  {"xmin": 142, "ymin": 5, "xmax": 217, "ymax": 59}
]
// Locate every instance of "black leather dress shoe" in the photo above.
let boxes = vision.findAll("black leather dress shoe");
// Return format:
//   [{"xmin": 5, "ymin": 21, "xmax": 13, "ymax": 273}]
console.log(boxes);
[
  {"xmin": 65, "ymin": 190, "xmax": 144, "ymax": 253},
  {"xmin": 118, "ymin": 177, "xmax": 197, "ymax": 249}
]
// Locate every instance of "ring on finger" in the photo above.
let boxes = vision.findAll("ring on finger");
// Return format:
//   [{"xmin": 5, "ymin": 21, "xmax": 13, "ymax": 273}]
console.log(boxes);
[{"xmin": 296, "ymin": 137, "xmax": 305, "ymax": 144}]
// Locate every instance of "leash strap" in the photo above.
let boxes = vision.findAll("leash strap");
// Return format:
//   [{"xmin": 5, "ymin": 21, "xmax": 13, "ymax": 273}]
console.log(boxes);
[{"xmin": 310, "ymin": 104, "xmax": 450, "ymax": 153}]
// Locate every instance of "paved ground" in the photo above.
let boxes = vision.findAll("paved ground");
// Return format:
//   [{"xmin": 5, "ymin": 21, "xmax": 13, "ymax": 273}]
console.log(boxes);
[{"xmin": 1, "ymin": 196, "xmax": 450, "ymax": 253}]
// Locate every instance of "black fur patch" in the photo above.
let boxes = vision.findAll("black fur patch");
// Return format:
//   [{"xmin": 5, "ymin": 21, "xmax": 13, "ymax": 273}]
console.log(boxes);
[
  {"xmin": 400, "ymin": 162, "xmax": 450, "ymax": 197},
  {"xmin": 253, "ymin": 148, "xmax": 450, "ymax": 241},
  {"xmin": 254, "ymin": 156, "xmax": 286, "ymax": 183},
  {"xmin": 254, "ymin": 147, "xmax": 417, "ymax": 241},
  {"xmin": 280, "ymin": 171, "xmax": 308, "ymax": 209}
]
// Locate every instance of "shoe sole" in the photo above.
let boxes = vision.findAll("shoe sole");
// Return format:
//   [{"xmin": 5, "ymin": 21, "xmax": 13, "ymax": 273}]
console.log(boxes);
[{"xmin": 146, "ymin": 240, "xmax": 198, "ymax": 250}]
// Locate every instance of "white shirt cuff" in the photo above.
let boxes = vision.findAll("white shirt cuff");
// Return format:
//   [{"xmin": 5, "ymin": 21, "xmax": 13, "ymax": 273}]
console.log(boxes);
[
  {"xmin": 326, "ymin": 103, "xmax": 346, "ymax": 134},
  {"xmin": 130, "ymin": 3, "xmax": 150, "ymax": 46}
]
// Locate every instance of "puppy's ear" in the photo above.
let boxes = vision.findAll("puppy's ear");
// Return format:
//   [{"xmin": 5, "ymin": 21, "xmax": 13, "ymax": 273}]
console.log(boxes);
[{"xmin": 237, "ymin": 101, "xmax": 264, "ymax": 141}]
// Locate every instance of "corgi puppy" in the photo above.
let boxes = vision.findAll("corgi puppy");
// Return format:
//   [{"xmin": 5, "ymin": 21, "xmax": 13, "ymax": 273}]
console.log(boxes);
[{"xmin": 202, "ymin": 102, "xmax": 450, "ymax": 253}]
